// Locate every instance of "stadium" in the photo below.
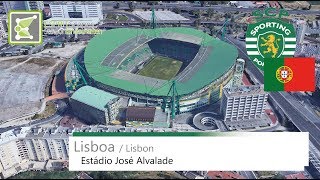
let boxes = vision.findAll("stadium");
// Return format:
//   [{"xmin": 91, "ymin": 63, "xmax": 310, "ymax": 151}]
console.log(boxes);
[{"xmin": 69, "ymin": 27, "xmax": 238, "ymax": 113}]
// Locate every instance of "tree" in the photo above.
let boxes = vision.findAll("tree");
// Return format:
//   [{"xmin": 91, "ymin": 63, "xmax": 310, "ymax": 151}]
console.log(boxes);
[
  {"xmin": 193, "ymin": 19, "xmax": 201, "ymax": 29},
  {"xmin": 207, "ymin": 9, "xmax": 214, "ymax": 18},
  {"xmin": 200, "ymin": 1, "xmax": 206, "ymax": 7},
  {"xmin": 113, "ymin": 2, "xmax": 120, "ymax": 9},
  {"xmin": 172, "ymin": 8, "xmax": 181, "ymax": 14},
  {"xmin": 191, "ymin": 10, "xmax": 201, "ymax": 19},
  {"xmin": 128, "ymin": 2, "xmax": 134, "ymax": 12},
  {"xmin": 209, "ymin": 25, "xmax": 218, "ymax": 36}
]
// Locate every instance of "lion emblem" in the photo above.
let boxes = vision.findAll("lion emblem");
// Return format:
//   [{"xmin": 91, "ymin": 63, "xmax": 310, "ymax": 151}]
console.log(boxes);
[{"xmin": 260, "ymin": 34, "xmax": 281, "ymax": 58}]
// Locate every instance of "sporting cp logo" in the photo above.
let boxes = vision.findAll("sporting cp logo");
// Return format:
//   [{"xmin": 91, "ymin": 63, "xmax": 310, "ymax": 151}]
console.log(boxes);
[
  {"xmin": 276, "ymin": 66, "xmax": 293, "ymax": 83},
  {"xmin": 246, "ymin": 17, "xmax": 296, "ymax": 71}
]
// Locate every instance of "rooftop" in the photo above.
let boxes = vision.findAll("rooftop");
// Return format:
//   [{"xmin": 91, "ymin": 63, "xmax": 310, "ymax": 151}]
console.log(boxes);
[
  {"xmin": 285, "ymin": 172, "xmax": 306, "ymax": 179},
  {"xmin": 50, "ymin": 1, "xmax": 102, "ymax": 5},
  {"xmin": 126, "ymin": 106, "xmax": 156, "ymax": 122},
  {"xmin": 224, "ymin": 85, "xmax": 266, "ymax": 97},
  {"xmin": 71, "ymin": 86, "xmax": 119, "ymax": 111},
  {"xmin": 206, "ymin": 171, "xmax": 245, "ymax": 179}
]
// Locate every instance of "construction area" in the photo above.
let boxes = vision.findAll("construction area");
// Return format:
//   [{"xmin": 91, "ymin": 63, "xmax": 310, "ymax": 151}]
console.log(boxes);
[
  {"xmin": 0, "ymin": 56, "xmax": 63, "ymax": 124},
  {"xmin": 0, "ymin": 42, "xmax": 85, "ymax": 126}
]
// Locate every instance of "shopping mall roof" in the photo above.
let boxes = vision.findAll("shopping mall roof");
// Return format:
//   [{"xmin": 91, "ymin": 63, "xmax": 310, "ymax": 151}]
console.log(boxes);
[{"xmin": 71, "ymin": 86, "xmax": 118, "ymax": 111}]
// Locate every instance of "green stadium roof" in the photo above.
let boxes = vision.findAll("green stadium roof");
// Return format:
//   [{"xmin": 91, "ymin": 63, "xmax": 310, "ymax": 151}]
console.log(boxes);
[
  {"xmin": 84, "ymin": 27, "xmax": 238, "ymax": 97},
  {"xmin": 71, "ymin": 86, "xmax": 118, "ymax": 111}
]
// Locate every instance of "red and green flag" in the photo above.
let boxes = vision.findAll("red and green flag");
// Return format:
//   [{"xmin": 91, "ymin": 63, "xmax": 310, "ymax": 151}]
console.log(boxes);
[{"xmin": 264, "ymin": 57, "xmax": 315, "ymax": 92}]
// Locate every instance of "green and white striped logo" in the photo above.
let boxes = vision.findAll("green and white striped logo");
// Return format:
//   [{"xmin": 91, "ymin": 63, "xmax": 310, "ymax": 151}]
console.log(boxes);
[{"xmin": 246, "ymin": 18, "xmax": 296, "ymax": 71}]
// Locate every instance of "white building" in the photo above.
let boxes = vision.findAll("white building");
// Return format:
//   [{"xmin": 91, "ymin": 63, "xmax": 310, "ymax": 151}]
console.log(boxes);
[
  {"xmin": 316, "ymin": 67, "xmax": 320, "ymax": 89},
  {"xmin": 25, "ymin": 1, "xmax": 44, "ymax": 11},
  {"xmin": 0, "ymin": 124, "xmax": 207, "ymax": 178},
  {"xmin": 220, "ymin": 85, "xmax": 268, "ymax": 122},
  {"xmin": 220, "ymin": 85, "xmax": 271, "ymax": 130},
  {"xmin": 3, "ymin": 1, "xmax": 44, "ymax": 13},
  {"xmin": 3, "ymin": 1, "xmax": 27, "ymax": 14},
  {"xmin": 49, "ymin": 1, "xmax": 103, "ymax": 21},
  {"xmin": 296, "ymin": 20, "xmax": 308, "ymax": 44},
  {"xmin": 0, "ymin": 15, "xmax": 7, "ymax": 38}
]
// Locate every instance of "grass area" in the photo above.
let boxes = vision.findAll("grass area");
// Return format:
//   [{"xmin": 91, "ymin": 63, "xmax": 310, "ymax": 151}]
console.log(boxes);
[
  {"xmin": 27, "ymin": 58, "xmax": 56, "ymax": 68},
  {"xmin": 138, "ymin": 56, "xmax": 183, "ymax": 80},
  {"xmin": 9, "ymin": 170, "xmax": 78, "ymax": 179},
  {"xmin": 106, "ymin": 14, "xmax": 128, "ymax": 21},
  {"xmin": 32, "ymin": 101, "xmax": 56, "ymax": 120}
]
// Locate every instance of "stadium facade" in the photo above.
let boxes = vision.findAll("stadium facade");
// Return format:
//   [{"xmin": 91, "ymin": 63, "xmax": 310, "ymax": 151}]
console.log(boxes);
[{"xmin": 68, "ymin": 27, "xmax": 238, "ymax": 113}]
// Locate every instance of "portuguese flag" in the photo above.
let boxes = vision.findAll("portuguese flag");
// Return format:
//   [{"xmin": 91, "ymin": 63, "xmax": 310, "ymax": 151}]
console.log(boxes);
[{"xmin": 264, "ymin": 57, "xmax": 315, "ymax": 92}]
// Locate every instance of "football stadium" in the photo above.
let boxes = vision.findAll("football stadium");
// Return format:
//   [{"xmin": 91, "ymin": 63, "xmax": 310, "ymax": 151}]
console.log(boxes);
[{"xmin": 68, "ymin": 27, "xmax": 238, "ymax": 113}]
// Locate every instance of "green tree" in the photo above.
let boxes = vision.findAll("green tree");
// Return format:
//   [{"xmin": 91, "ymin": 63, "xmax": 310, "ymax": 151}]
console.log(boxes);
[
  {"xmin": 128, "ymin": 2, "xmax": 134, "ymax": 12},
  {"xmin": 200, "ymin": 1, "xmax": 206, "ymax": 7},
  {"xmin": 207, "ymin": 8, "xmax": 214, "ymax": 18},
  {"xmin": 114, "ymin": 2, "xmax": 120, "ymax": 9},
  {"xmin": 209, "ymin": 25, "xmax": 219, "ymax": 36},
  {"xmin": 272, "ymin": 173, "xmax": 285, "ymax": 179},
  {"xmin": 192, "ymin": 10, "xmax": 201, "ymax": 18},
  {"xmin": 193, "ymin": 19, "xmax": 201, "ymax": 29},
  {"xmin": 172, "ymin": 7, "xmax": 181, "ymax": 14}
]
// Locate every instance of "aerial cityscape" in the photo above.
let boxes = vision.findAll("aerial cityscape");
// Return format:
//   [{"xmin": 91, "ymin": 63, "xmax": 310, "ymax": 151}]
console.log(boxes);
[{"xmin": 0, "ymin": 0, "xmax": 320, "ymax": 179}]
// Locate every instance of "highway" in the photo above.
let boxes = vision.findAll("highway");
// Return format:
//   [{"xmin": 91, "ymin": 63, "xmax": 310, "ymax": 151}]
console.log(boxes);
[
  {"xmin": 102, "ymin": 2, "xmax": 320, "ymax": 15},
  {"xmin": 223, "ymin": 34, "xmax": 320, "ymax": 151}
]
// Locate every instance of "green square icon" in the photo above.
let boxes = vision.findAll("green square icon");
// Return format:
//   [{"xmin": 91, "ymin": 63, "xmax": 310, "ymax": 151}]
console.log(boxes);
[{"xmin": 8, "ymin": 10, "xmax": 43, "ymax": 45}]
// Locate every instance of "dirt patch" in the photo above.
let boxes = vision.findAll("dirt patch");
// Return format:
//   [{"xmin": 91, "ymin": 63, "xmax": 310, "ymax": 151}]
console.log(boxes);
[{"xmin": 26, "ymin": 58, "xmax": 57, "ymax": 68}]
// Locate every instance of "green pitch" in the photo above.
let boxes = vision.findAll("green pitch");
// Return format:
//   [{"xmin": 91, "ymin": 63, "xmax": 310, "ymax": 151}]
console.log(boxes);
[{"xmin": 138, "ymin": 56, "xmax": 183, "ymax": 80}]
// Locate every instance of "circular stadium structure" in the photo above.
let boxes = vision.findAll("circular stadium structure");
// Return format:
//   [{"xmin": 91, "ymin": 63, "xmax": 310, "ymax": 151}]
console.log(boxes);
[{"xmin": 80, "ymin": 27, "xmax": 238, "ymax": 112}]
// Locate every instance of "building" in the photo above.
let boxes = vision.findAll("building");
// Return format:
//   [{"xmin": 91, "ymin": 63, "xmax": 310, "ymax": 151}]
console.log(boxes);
[
  {"xmin": 231, "ymin": 58, "xmax": 245, "ymax": 87},
  {"xmin": 3, "ymin": 1, "xmax": 44, "ymax": 13},
  {"xmin": 0, "ymin": 126, "xmax": 71, "ymax": 178},
  {"xmin": 0, "ymin": 15, "xmax": 7, "ymax": 39},
  {"xmin": 205, "ymin": 171, "xmax": 245, "ymax": 179},
  {"xmin": 70, "ymin": 86, "xmax": 120, "ymax": 125},
  {"xmin": 49, "ymin": 1, "xmax": 103, "ymax": 20},
  {"xmin": 316, "ymin": 67, "xmax": 320, "ymax": 89},
  {"xmin": 25, "ymin": 1, "xmax": 44, "ymax": 11},
  {"xmin": 125, "ymin": 106, "xmax": 156, "ymax": 127},
  {"xmin": 296, "ymin": 20, "xmax": 308, "ymax": 44},
  {"xmin": 3, "ymin": 1, "xmax": 27, "ymax": 13},
  {"xmin": 0, "ymin": 125, "xmax": 197, "ymax": 178},
  {"xmin": 220, "ymin": 85, "xmax": 270, "ymax": 130}
]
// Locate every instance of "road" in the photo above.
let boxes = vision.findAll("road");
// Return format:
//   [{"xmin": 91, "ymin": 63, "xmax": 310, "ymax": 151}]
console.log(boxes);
[
  {"xmin": 223, "ymin": 34, "xmax": 320, "ymax": 152},
  {"xmin": 239, "ymin": 171, "xmax": 257, "ymax": 179},
  {"xmin": 0, "ymin": 35, "xmax": 64, "ymax": 55},
  {"xmin": 102, "ymin": 2, "xmax": 320, "ymax": 15}
]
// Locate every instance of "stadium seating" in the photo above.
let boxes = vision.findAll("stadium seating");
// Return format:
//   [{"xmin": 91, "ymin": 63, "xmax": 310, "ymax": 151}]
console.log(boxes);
[{"xmin": 147, "ymin": 38, "xmax": 200, "ymax": 62}]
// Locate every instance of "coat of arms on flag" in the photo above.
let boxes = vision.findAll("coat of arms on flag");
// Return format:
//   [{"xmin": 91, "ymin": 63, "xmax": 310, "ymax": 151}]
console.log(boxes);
[{"xmin": 264, "ymin": 57, "xmax": 315, "ymax": 92}]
